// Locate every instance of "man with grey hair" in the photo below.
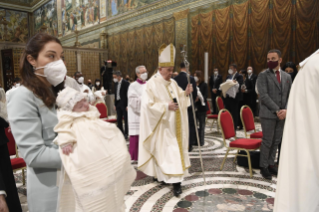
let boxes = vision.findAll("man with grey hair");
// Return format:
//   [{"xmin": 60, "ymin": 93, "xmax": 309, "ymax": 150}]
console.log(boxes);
[
  {"xmin": 127, "ymin": 65, "xmax": 148, "ymax": 161},
  {"xmin": 113, "ymin": 70, "xmax": 130, "ymax": 139}
]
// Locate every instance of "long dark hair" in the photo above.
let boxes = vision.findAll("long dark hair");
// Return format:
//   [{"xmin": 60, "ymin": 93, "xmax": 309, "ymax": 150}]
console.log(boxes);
[
  {"xmin": 195, "ymin": 70, "xmax": 204, "ymax": 84},
  {"xmin": 282, "ymin": 61, "xmax": 298, "ymax": 82},
  {"xmin": 20, "ymin": 33, "xmax": 63, "ymax": 108}
]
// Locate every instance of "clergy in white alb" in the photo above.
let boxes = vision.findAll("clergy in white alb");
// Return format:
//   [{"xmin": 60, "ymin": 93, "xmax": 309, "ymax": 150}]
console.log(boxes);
[
  {"xmin": 274, "ymin": 50, "xmax": 319, "ymax": 212},
  {"xmin": 138, "ymin": 44, "xmax": 193, "ymax": 197},
  {"xmin": 127, "ymin": 65, "xmax": 148, "ymax": 161},
  {"xmin": 54, "ymin": 87, "xmax": 136, "ymax": 212}
]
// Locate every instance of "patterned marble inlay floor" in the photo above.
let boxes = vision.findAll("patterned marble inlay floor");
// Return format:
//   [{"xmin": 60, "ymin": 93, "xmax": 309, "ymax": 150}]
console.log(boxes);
[{"xmin": 15, "ymin": 122, "xmax": 274, "ymax": 212}]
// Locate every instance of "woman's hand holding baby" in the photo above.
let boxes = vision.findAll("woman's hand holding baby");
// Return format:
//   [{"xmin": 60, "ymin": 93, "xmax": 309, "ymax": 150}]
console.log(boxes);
[{"xmin": 62, "ymin": 144, "xmax": 73, "ymax": 155}]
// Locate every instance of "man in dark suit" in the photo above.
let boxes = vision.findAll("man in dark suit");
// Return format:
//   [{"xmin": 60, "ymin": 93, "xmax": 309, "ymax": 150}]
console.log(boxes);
[
  {"xmin": 225, "ymin": 64, "xmax": 243, "ymax": 130},
  {"xmin": 113, "ymin": 71, "xmax": 130, "ymax": 139},
  {"xmin": 174, "ymin": 62, "xmax": 197, "ymax": 152},
  {"xmin": 0, "ymin": 117, "xmax": 22, "ymax": 212},
  {"xmin": 209, "ymin": 68, "xmax": 223, "ymax": 114},
  {"xmin": 247, "ymin": 66, "xmax": 258, "ymax": 116},
  {"xmin": 257, "ymin": 49, "xmax": 292, "ymax": 180}
]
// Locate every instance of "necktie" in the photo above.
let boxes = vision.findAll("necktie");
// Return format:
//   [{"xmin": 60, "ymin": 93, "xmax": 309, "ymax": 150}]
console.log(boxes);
[{"xmin": 276, "ymin": 71, "xmax": 281, "ymax": 83}]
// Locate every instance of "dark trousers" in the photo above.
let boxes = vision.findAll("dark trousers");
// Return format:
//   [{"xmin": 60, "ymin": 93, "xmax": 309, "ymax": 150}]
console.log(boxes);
[
  {"xmin": 225, "ymin": 97, "xmax": 239, "ymax": 130},
  {"xmin": 211, "ymin": 93, "xmax": 218, "ymax": 114},
  {"xmin": 259, "ymin": 118, "xmax": 285, "ymax": 168},
  {"xmin": 0, "ymin": 144, "xmax": 22, "ymax": 212},
  {"xmin": 277, "ymin": 141, "xmax": 282, "ymax": 165},
  {"xmin": 196, "ymin": 111, "xmax": 206, "ymax": 146},
  {"xmin": 250, "ymin": 96, "xmax": 257, "ymax": 116},
  {"xmin": 188, "ymin": 108, "xmax": 196, "ymax": 151},
  {"xmin": 116, "ymin": 104, "xmax": 128, "ymax": 136}
]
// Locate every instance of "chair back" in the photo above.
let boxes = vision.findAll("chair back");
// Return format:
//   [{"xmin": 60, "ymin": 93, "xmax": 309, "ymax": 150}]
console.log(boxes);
[
  {"xmin": 241, "ymin": 105, "xmax": 255, "ymax": 131},
  {"xmin": 218, "ymin": 109, "xmax": 235, "ymax": 140},
  {"xmin": 216, "ymin": 97, "xmax": 224, "ymax": 111},
  {"xmin": 5, "ymin": 128, "xmax": 17, "ymax": 157},
  {"xmin": 206, "ymin": 101, "xmax": 211, "ymax": 115},
  {"xmin": 95, "ymin": 103, "xmax": 108, "ymax": 119}
]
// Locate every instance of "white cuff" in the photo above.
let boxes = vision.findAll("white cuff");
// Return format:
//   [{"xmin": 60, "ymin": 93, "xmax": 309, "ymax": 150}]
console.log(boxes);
[{"xmin": 0, "ymin": 191, "xmax": 7, "ymax": 197}]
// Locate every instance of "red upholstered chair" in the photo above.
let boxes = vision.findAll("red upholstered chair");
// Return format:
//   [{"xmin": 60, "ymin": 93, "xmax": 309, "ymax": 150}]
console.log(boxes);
[
  {"xmin": 218, "ymin": 109, "xmax": 262, "ymax": 178},
  {"xmin": 5, "ymin": 128, "xmax": 26, "ymax": 185},
  {"xmin": 206, "ymin": 101, "xmax": 219, "ymax": 132},
  {"xmin": 240, "ymin": 105, "xmax": 263, "ymax": 139},
  {"xmin": 216, "ymin": 96, "xmax": 225, "ymax": 111}
]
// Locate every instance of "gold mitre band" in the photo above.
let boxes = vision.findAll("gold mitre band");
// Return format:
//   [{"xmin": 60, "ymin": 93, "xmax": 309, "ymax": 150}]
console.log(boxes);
[{"xmin": 158, "ymin": 43, "xmax": 176, "ymax": 67}]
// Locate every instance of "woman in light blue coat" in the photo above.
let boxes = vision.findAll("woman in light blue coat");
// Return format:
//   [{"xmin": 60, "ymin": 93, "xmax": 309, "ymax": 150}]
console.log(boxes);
[{"xmin": 7, "ymin": 33, "xmax": 67, "ymax": 212}]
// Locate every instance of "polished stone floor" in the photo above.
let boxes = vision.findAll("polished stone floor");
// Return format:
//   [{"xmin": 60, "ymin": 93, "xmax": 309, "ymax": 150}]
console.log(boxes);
[{"xmin": 15, "ymin": 121, "xmax": 275, "ymax": 212}]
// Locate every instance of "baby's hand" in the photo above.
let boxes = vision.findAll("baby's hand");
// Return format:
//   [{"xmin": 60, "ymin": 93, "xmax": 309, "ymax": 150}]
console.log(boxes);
[{"xmin": 62, "ymin": 144, "xmax": 73, "ymax": 155}]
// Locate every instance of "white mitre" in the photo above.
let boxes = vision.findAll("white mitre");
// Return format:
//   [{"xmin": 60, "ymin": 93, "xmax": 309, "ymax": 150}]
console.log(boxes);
[
  {"xmin": 56, "ymin": 87, "xmax": 87, "ymax": 111},
  {"xmin": 158, "ymin": 43, "xmax": 176, "ymax": 67}
]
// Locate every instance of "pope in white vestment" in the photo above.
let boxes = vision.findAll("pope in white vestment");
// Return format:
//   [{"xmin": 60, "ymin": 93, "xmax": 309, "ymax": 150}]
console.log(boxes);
[
  {"xmin": 138, "ymin": 44, "xmax": 193, "ymax": 197},
  {"xmin": 274, "ymin": 50, "xmax": 319, "ymax": 212}
]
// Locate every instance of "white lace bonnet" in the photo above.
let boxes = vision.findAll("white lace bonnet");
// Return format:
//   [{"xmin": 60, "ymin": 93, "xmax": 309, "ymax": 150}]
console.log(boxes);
[{"xmin": 56, "ymin": 87, "xmax": 87, "ymax": 111}]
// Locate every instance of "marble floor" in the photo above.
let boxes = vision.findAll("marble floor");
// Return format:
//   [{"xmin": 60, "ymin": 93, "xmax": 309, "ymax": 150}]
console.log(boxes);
[{"xmin": 15, "ymin": 121, "xmax": 276, "ymax": 212}]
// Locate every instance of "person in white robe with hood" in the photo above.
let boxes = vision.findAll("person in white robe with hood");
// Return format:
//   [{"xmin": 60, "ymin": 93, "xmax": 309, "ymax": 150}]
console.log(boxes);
[
  {"xmin": 54, "ymin": 87, "xmax": 136, "ymax": 212},
  {"xmin": 138, "ymin": 43, "xmax": 193, "ymax": 197},
  {"xmin": 274, "ymin": 49, "xmax": 319, "ymax": 212}
]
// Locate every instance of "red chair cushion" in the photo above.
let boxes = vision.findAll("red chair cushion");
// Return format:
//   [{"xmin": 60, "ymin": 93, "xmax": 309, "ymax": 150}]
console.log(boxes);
[
  {"xmin": 96, "ymin": 103, "xmax": 107, "ymax": 119},
  {"xmin": 106, "ymin": 119, "xmax": 117, "ymax": 123},
  {"xmin": 11, "ymin": 158, "xmax": 26, "ymax": 170},
  {"xmin": 250, "ymin": 131, "xmax": 263, "ymax": 139},
  {"xmin": 5, "ymin": 129, "xmax": 16, "ymax": 156},
  {"xmin": 217, "ymin": 97, "xmax": 224, "ymax": 110},
  {"xmin": 206, "ymin": 101, "xmax": 212, "ymax": 115},
  {"xmin": 219, "ymin": 110, "xmax": 235, "ymax": 139},
  {"xmin": 242, "ymin": 107, "xmax": 255, "ymax": 131},
  {"xmin": 207, "ymin": 114, "xmax": 218, "ymax": 119},
  {"xmin": 229, "ymin": 138, "xmax": 262, "ymax": 149}
]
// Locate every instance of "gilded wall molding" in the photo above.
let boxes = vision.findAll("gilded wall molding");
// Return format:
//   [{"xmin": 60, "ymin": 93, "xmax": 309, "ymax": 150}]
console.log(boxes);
[{"xmin": 173, "ymin": 9, "xmax": 189, "ymax": 21}]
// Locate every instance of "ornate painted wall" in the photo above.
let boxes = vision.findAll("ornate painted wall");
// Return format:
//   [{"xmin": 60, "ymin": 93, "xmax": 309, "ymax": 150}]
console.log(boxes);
[
  {"xmin": 107, "ymin": 0, "xmax": 159, "ymax": 17},
  {"xmin": 0, "ymin": 8, "xmax": 29, "ymax": 43},
  {"xmin": 34, "ymin": 0, "xmax": 58, "ymax": 36}
]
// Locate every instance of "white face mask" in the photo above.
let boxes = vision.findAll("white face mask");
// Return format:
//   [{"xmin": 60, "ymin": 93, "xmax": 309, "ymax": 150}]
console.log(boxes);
[
  {"xmin": 214, "ymin": 71, "xmax": 218, "ymax": 75},
  {"xmin": 140, "ymin": 73, "xmax": 148, "ymax": 81},
  {"xmin": 194, "ymin": 76, "xmax": 198, "ymax": 82},
  {"xmin": 113, "ymin": 78, "xmax": 118, "ymax": 83},
  {"xmin": 78, "ymin": 76, "xmax": 84, "ymax": 84},
  {"xmin": 228, "ymin": 69, "xmax": 234, "ymax": 75},
  {"xmin": 96, "ymin": 82, "xmax": 100, "ymax": 86},
  {"xmin": 34, "ymin": 59, "xmax": 67, "ymax": 86},
  {"xmin": 247, "ymin": 69, "xmax": 252, "ymax": 74}
]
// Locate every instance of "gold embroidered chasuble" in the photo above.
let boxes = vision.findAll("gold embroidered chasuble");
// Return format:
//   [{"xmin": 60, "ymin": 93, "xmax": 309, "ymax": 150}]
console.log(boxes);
[{"xmin": 138, "ymin": 72, "xmax": 191, "ymax": 183}]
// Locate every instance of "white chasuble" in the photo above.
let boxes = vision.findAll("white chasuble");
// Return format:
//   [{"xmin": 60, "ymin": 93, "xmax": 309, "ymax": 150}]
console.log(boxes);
[
  {"xmin": 274, "ymin": 52, "xmax": 319, "ymax": 212},
  {"xmin": 128, "ymin": 80, "xmax": 146, "ymax": 135},
  {"xmin": 138, "ymin": 72, "xmax": 191, "ymax": 183},
  {"xmin": 54, "ymin": 106, "xmax": 136, "ymax": 212}
]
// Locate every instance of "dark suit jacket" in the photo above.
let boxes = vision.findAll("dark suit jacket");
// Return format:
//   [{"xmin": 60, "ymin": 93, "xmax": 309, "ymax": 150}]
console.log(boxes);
[
  {"xmin": 0, "ymin": 117, "xmax": 9, "ymax": 146},
  {"xmin": 247, "ymin": 73, "xmax": 257, "ymax": 98},
  {"xmin": 174, "ymin": 72, "xmax": 197, "ymax": 104},
  {"xmin": 209, "ymin": 74, "xmax": 223, "ymax": 95},
  {"xmin": 114, "ymin": 79, "xmax": 130, "ymax": 109},
  {"xmin": 226, "ymin": 72, "xmax": 244, "ymax": 101}
]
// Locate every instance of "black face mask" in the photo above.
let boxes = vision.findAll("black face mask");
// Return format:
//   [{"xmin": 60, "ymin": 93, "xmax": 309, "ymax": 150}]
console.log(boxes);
[{"xmin": 88, "ymin": 83, "xmax": 92, "ymax": 86}]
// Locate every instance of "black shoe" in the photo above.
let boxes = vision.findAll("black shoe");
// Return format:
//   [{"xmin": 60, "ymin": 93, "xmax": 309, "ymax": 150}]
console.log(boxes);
[
  {"xmin": 268, "ymin": 165, "xmax": 278, "ymax": 176},
  {"xmin": 173, "ymin": 183, "xmax": 182, "ymax": 197},
  {"xmin": 260, "ymin": 167, "xmax": 272, "ymax": 180}
]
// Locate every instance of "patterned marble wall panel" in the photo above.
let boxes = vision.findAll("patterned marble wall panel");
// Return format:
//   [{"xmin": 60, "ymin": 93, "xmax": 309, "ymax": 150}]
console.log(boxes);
[
  {"xmin": 64, "ymin": 49, "xmax": 77, "ymax": 75},
  {"xmin": 0, "ymin": 8, "xmax": 29, "ymax": 43},
  {"xmin": 61, "ymin": 0, "xmax": 100, "ymax": 37},
  {"xmin": 13, "ymin": 47, "xmax": 24, "ymax": 77},
  {"xmin": 34, "ymin": 0, "xmax": 58, "ymax": 36},
  {"xmin": 81, "ymin": 38, "xmax": 100, "ymax": 48},
  {"xmin": 81, "ymin": 51, "xmax": 100, "ymax": 81}
]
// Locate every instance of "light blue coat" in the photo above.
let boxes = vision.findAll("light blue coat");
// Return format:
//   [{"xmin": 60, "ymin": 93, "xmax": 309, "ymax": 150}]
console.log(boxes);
[{"xmin": 7, "ymin": 86, "xmax": 61, "ymax": 212}]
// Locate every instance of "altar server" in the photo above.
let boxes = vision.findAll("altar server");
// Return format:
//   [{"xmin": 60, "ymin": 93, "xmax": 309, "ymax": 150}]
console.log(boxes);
[
  {"xmin": 274, "ymin": 50, "xmax": 319, "ymax": 212},
  {"xmin": 138, "ymin": 44, "xmax": 193, "ymax": 197}
]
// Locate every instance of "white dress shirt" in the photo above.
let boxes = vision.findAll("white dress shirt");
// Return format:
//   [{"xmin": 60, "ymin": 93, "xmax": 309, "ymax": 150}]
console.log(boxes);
[{"xmin": 273, "ymin": 68, "xmax": 282, "ymax": 81}]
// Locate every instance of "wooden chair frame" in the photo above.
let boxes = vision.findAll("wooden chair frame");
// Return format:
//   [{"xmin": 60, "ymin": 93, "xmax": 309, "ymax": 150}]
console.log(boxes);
[
  {"xmin": 218, "ymin": 109, "xmax": 260, "ymax": 178},
  {"xmin": 240, "ymin": 105, "xmax": 257, "ymax": 138}
]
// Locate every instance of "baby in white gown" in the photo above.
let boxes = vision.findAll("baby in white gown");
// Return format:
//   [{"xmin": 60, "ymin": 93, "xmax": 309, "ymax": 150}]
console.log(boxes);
[{"xmin": 54, "ymin": 87, "xmax": 136, "ymax": 212}]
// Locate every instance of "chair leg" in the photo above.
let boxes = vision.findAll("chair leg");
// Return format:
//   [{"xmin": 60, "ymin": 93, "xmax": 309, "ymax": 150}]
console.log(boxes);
[
  {"xmin": 22, "ymin": 169, "xmax": 26, "ymax": 185},
  {"xmin": 217, "ymin": 120, "xmax": 220, "ymax": 133},
  {"xmin": 245, "ymin": 150, "xmax": 253, "ymax": 178},
  {"xmin": 220, "ymin": 148, "xmax": 230, "ymax": 171},
  {"xmin": 233, "ymin": 150, "xmax": 239, "ymax": 163}
]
